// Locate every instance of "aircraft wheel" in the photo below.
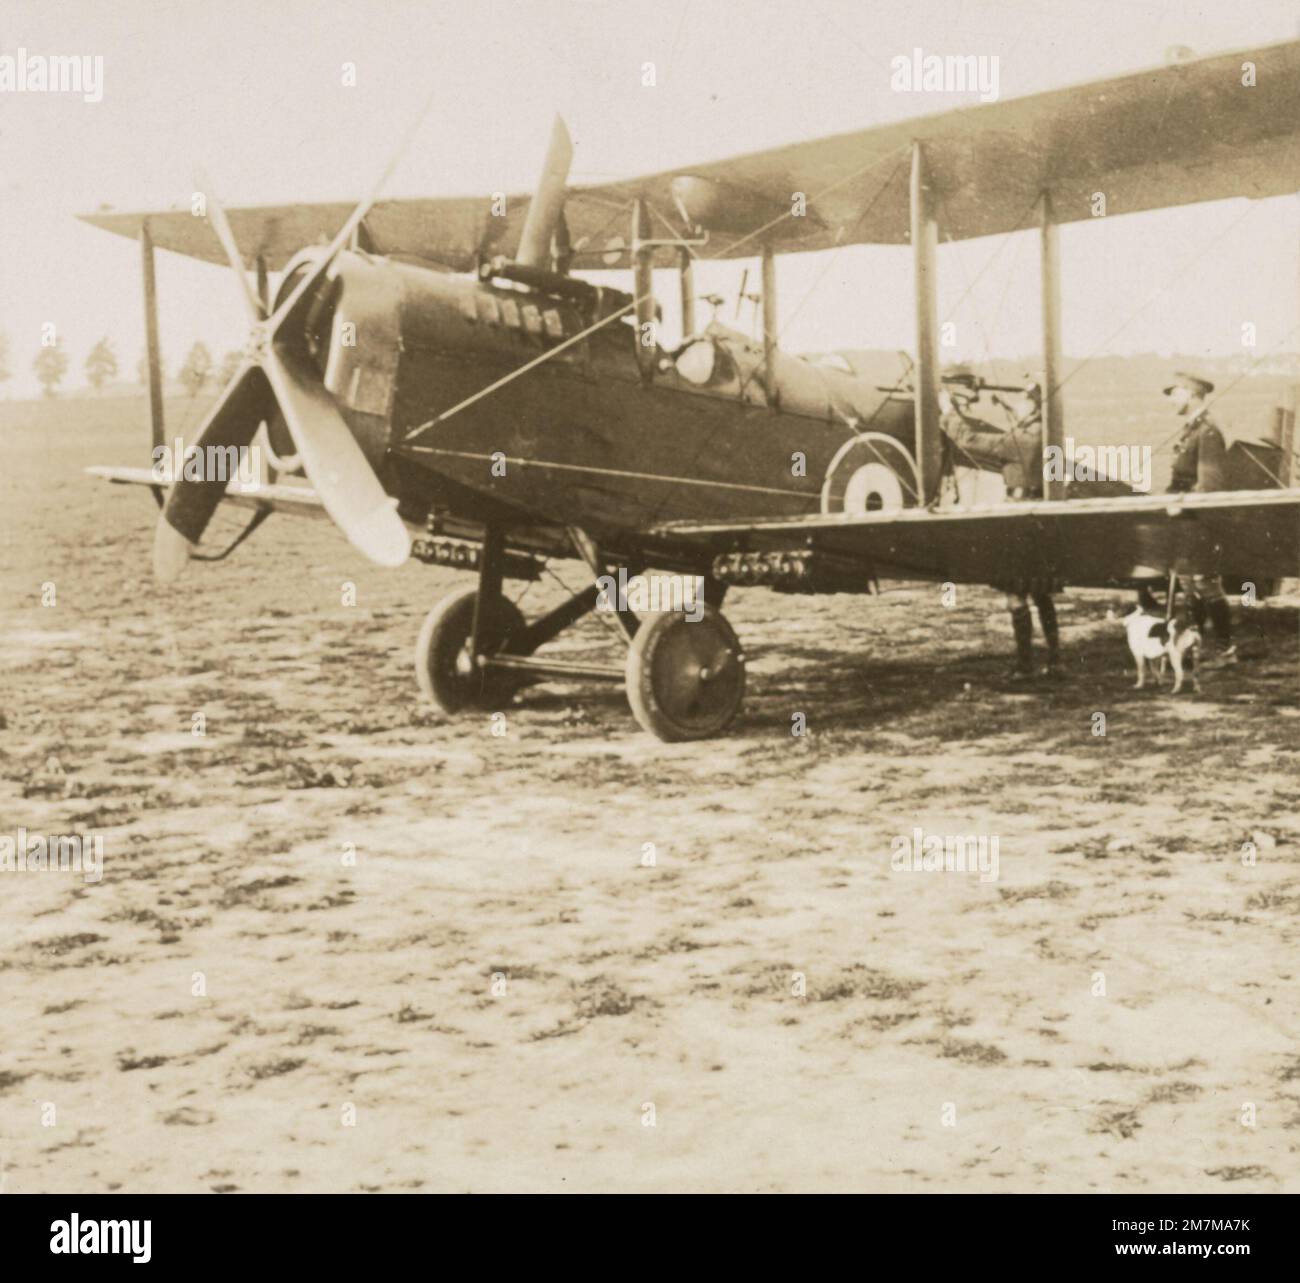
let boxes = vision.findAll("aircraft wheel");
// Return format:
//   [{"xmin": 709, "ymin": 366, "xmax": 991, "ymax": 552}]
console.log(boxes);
[
  {"xmin": 415, "ymin": 586, "xmax": 527, "ymax": 714},
  {"xmin": 625, "ymin": 605, "xmax": 746, "ymax": 741}
]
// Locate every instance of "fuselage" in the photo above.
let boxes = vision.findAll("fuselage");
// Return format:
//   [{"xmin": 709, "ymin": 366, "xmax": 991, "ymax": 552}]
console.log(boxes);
[{"xmin": 280, "ymin": 249, "xmax": 918, "ymax": 563}]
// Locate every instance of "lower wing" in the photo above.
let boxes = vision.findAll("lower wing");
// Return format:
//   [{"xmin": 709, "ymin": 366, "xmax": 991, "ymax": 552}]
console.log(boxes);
[
  {"xmin": 652, "ymin": 489, "xmax": 1300, "ymax": 588},
  {"xmin": 86, "ymin": 466, "xmax": 331, "ymax": 522}
]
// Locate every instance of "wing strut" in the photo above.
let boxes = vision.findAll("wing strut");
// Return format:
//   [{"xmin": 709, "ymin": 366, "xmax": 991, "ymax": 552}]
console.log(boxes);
[
  {"xmin": 910, "ymin": 142, "xmax": 942, "ymax": 503},
  {"xmin": 1039, "ymin": 192, "xmax": 1065, "ymax": 500},
  {"xmin": 139, "ymin": 219, "xmax": 166, "ymax": 508},
  {"xmin": 678, "ymin": 247, "xmax": 696, "ymax": 339},
  {"xmin": 632, "ymin": 198, "xmax": 656, "ymax": 381},
  {"xmin": 761, "ymin": 243, "xmax": 778, "ymax": 408}
]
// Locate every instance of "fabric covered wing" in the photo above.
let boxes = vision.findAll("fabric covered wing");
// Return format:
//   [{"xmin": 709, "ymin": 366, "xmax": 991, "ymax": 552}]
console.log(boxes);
[
  {"xmin": 86, "ymin": 466, "xmax": 333, "ymax": 521},
  {"xmin": 80, "ymin": 39, "xmax": 1300, "ymax": 270},
  {"xmin": 653, "ymin": 490, "xmax": 1300, "ymax": 588}
]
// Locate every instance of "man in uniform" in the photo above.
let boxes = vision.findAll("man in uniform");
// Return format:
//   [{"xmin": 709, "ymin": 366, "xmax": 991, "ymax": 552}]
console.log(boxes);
[
  {"xmin": 940, "ymin": 371, "xmax": 1060, "ymax": 679},
  {"xmin": 1164, "ymin": 371, "xmax": 1235, "ymax": 663}
]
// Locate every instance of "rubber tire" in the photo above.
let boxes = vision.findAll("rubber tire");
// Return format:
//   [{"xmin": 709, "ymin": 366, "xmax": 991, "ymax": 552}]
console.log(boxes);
[
  {"xmin": 415, "ymin": 586, "xmax": 527, "ymax": 714},
  {"xmin": 625, "ymin": 605, "xmax": 745, "ymax": 741}
]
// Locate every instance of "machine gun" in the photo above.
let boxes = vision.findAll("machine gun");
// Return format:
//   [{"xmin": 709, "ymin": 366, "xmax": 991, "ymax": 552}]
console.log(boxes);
[
  {"xmin": 876, "ymin": 371, "xmax": 1040, "ymax": 432},
  {"xmin": 877, "ymin": 371, "xmax": 1034, "ymax": 396}
]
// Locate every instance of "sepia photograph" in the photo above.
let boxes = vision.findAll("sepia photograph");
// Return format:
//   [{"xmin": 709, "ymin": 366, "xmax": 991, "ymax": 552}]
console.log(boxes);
[{"xmin": 1, "ymin": 0, "xmax": 1297, "ymax": 1236}]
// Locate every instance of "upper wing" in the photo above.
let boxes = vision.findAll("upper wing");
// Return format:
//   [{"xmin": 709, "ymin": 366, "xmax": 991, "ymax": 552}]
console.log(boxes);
[
  {"xmin": 80, "ymin": 197, "xmax": 501, "ymax": 274},
  {"xmin": 652, "ymin": 489, "xmax": 1300, "ymax": 589},
  {"xmin": 80, "ymin": 39, "xmax": 1300, "ymax": 269}
]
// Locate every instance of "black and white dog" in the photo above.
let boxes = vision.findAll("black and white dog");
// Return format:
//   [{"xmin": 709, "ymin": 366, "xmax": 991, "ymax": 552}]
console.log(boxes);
[{"xmin": 1124, "ymin": 589, "xmax": 1201, "ymax": 694}]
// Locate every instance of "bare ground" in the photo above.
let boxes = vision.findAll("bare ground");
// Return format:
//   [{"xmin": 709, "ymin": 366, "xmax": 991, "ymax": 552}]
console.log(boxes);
[{"xmin": 2, "ymin": 405, "xmax": 1298, "ymax": 1192}]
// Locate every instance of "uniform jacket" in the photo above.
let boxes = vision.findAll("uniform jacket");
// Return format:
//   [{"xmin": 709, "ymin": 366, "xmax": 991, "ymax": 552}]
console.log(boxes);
[
  {"xmin": 943, "ymin": 409, "xmax": 1044, "ymax": 497},
  {"xmin": 1168, "ymin": 409, "xmax": 1227, "ymax": 493}
]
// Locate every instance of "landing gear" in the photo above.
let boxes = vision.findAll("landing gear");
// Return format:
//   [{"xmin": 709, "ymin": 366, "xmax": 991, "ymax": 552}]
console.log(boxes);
[
  {"xmin": 412, "ymin": 523, "xmax": 747, "ymax": 739},
  {"xmin": 624, "ymin": 605, "xmax": 746, "ymax": 741},
  {"xmin": 414, "ymin": 586, "xmax": 527, "ymax": 713}
]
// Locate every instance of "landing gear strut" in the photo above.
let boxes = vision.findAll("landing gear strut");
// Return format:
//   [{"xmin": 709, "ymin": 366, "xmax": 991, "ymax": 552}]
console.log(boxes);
[{"xmin": 412, "ymin": 525, "xmax": 746, "ymax": 739}]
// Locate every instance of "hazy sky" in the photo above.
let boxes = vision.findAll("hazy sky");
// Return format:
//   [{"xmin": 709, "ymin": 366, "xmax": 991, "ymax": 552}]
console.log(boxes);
[{"xmin": 2, "ymin": 0, "xmax": 1298, "ymax": 396}]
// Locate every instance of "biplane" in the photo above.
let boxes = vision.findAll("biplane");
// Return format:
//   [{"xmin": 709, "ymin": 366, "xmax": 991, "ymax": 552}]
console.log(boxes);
[{"xmin": 84, "ymin": 38, "xmax": 1300, "ymax": 740}]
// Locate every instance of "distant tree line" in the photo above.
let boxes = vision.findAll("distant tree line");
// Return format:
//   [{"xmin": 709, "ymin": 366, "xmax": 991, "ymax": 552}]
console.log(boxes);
[{"xmin": 0, "ymin": 329, "xmax": 242, "ymax": 399}]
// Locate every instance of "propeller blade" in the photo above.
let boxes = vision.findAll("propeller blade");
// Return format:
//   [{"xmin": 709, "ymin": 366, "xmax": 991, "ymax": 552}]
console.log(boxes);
[
  {"xmin": 154, "ymin": 362, "xmax": 271, "ymax": 579},
  {"xmin": 194, "ymin": 167, "xmax": 264, "ymax": 322},
  {"xmin": 174, "ymin": 90, "xmax": 432, "ymax": 577},
  {"xmin": 516, "ymin": 115, "xmax": 573, "ymax": 270},
  {"xmin": 267, "ymin": 87, "xmax": 439, "ymax": 340},
  {"xmin": 263, "ymin": 344, "xmax": 409, "ymax": 568}
]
